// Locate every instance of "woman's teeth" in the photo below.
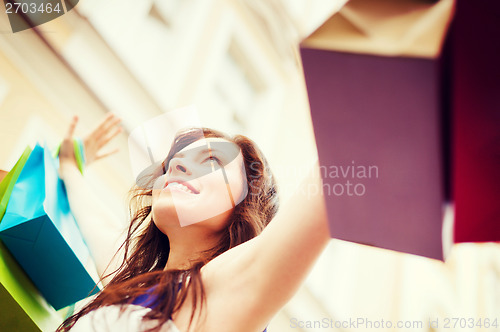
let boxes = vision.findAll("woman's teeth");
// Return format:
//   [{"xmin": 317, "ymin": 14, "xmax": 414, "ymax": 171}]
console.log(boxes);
[{"xmin": 166, "ymin": 182, "xmax": 194, "ymax": 194}]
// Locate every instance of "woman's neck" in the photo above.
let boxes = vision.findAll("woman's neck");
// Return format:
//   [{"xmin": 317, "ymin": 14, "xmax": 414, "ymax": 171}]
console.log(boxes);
[{"xmin": 164, "ymin": 226, "xmax": 220, "ymax": 271}]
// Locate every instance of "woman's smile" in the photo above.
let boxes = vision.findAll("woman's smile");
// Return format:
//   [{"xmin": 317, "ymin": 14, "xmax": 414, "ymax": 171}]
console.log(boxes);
[{"xmin": 164, "ymin": 179, "xmax": 200, "ymax": 195}]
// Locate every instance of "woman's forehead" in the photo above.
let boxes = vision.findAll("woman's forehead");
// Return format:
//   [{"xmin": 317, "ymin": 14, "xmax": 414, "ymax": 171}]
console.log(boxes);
[{"xmin": 178, "ymin": 138, "xmax": 240, "ymax": 156}]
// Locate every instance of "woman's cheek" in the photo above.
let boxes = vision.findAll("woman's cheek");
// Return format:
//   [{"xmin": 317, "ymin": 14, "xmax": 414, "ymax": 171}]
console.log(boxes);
[
  {"xmin": 174, "ymin": 170, "xmax": 233, "ymax": 227},
  {"xmin": 226, "ymin": 155, "xmax": 248, "ymax": 207}
]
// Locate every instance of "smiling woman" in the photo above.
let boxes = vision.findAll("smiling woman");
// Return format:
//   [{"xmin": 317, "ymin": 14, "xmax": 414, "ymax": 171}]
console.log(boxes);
[{"xmin": 56, "ymin": 116, "xmax": 329, "ymax": 332}]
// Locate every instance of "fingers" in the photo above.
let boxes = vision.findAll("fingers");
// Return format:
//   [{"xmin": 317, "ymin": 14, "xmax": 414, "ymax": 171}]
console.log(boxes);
[
  {"xmin": 65, "ymin": 116, "xmax": 78, "ymax": 139},
  {"xmin": 92, "ymin": 113, "xmax": 114, "ymax": 135},
  {"xmin": 97, "ymin": 126, "xmax": 123, "ymax": 148},
  {"xmin": 95, "ymin": 148, "xmax": 120, "ymax": 161},
  {"xmin": 93, "ymin": 113, "xmax": 122, "ymax": 138}
]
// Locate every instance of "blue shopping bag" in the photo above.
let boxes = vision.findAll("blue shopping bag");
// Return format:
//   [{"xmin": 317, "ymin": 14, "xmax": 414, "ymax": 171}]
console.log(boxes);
[
  {"xmin": 0, "ymin": 144, "xmax": 100, "ymax": 310},
  {"xmin": 0, "ymin": 147, "xmax": 65, "ymax": 331}
]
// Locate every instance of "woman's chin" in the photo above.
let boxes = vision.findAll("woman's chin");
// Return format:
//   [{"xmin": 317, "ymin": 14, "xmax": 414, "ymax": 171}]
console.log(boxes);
[
  {"xmin": 152, "ymin": 193, "xmax": 235, "ymax": 228},
  {"xmin": 152, "ymin": 205, "xmax": 181, "ymax": 228}
]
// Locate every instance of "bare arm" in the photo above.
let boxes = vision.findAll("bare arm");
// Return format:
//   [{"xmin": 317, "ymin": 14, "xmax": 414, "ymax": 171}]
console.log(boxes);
[
  {"xmin": 202, "ymin": 161, "xmax": 330, "ymax": 330},
  {"xmin": 59, "ymin": 114, "xmax": 125, "ymax": 285}
]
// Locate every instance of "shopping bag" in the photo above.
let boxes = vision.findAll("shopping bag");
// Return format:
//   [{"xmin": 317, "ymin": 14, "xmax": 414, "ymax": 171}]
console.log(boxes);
[
  {"xmin": 451, "ymin": 1, "xmax": 500, "ymax": 243},
  {"xmin": 0, "ymin": 149, "xmax": 64, "ymax": 331},
  {"xmin": 0, "ymin": 143, "xmax": 100, "ymax": 310},
  {"xmin": 0, "ymin": 241, "xmax": 64, "ymax": 331},
  {"xmin": 300, "ymin": 0, "xmax": 454, "ymax": 260},
  {"xmin": 0, "ymin": 146, "xmax": 32, "ymax": 222},
  {"xmin": 301, "ymin": 0, "xmax": 454, "ymax": 57}
]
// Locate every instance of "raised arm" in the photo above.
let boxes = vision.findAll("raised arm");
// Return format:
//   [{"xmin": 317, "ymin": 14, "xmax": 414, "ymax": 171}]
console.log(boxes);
[
  {"xmin": 58, "ymin": 114, "xmax": 125, "ymax": 285},
  {"xmin": 202, "ymin": 161, "xmax": 330, "ymax": 330}
]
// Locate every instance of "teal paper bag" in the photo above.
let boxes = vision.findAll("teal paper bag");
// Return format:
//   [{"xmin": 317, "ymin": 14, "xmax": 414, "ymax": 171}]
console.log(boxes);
[
  {"xmin": 0, "ymin": 241, "xmax": 64, "ymax": 331},
  {"xmin": 0, "ymin": 144, "xmax": 100, "ymax": 310}
]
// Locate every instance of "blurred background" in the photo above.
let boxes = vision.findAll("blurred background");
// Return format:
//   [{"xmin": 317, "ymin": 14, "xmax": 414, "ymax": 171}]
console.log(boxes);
[{"xmin": 0, "ymin": 0, "xmax": 498, "ymax": 331}]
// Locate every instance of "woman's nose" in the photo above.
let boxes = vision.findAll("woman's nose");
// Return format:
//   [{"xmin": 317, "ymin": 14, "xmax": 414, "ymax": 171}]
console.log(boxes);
[{"xmin": 168, "ymin": 158, "xmax": 191, "ymax": 175}]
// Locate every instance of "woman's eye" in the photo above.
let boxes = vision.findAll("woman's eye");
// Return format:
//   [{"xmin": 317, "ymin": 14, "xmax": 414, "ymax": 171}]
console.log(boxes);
[{"xmin": 204, "ymin": 156, "xmax": 221, "ymax": 164}]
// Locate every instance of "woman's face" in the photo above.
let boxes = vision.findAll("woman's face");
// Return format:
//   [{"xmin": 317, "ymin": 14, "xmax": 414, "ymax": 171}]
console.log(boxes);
[{"xmin": 152, "ymin": 138, "xmax": 247, "ymax": 234}]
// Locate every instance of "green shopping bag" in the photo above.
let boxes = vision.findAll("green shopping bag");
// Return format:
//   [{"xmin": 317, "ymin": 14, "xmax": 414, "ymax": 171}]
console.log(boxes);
[
  {"xmin": 0, "ymin": 147, "xmax": 64, "ymax": 331},
  {"xmin": 0, "ymin": 147, "xmax": 31, "ymax": 221}
]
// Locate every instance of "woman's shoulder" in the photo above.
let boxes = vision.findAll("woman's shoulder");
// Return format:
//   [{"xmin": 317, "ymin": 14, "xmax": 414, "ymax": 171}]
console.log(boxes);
[{"xmin": 70, "ymin": 304, "xmax": 180, "ymax": 332}]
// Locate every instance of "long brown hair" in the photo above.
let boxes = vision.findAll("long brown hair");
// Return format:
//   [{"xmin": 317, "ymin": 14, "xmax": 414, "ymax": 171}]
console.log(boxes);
[{"xmin": 57, "ymin": 128, "xmax": 279, "ymax": 331}]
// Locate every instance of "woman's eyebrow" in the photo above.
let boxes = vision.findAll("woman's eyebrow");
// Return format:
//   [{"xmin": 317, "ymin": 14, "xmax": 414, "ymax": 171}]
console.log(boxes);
[
  {"xmin": 198, "ymin": 147, "xmax": 226, "ymax": 158},
  {"xmin": 172, "ymin": 152, "xmax": 184, "ymax": 159}
]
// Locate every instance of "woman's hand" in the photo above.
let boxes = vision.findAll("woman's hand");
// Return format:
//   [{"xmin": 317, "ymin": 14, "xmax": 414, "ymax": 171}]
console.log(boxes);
[
  {"xmin": 82, "ymin": 113, "xmax": 122, "ymax": 165},
  {"xmin": 59, "ymin": 113, "xmax": 122, "ymax": 170}
]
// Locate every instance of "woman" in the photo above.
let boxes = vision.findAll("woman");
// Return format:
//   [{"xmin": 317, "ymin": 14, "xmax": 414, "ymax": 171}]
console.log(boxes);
[{"xmin": 57, "ymin": 114, "xmax": 329, "ymax": 332}]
